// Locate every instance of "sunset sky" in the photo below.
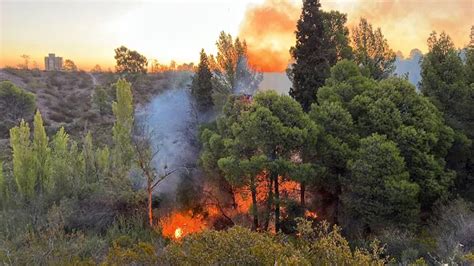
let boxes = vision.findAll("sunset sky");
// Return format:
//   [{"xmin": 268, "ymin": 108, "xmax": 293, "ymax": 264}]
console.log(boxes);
[{"xmin": 1, "ymin": 0, "xmax": 473, "ymax": 71}]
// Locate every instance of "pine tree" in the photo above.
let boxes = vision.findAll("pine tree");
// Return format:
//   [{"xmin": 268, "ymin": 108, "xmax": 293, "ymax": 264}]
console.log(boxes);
[
  {"xmin": 112, "ymin": 79, "xmax": 134, "ymax": 176},
  {"xmin": 83, "ymin": 131, "xmax": 98, "ymax": 182},
  {"xmin": 191, "ymin": 49, "xmax": 214, "ymax": 111},
  {"xmin": 351, "ymin": 18, "xmax": 396, "ymax": 80},
  {"xmin": 10, "ymin": 119, "xmax": 34, "ymax": 199},
  {"xmin": 32, "ymin": 110, "xmax": 50, "ymax": 195},
  {"xmin": 288, "ymin": 0, "xmax": 331, "ymax": 111},
  {"xmin": 342, "ymin": 134, "xmax": 420, "ymax": 233},
  {"xmin": 466, "ymin": 26, "xmax": 474, "ymax": 85},
  {"xmin": 50, "ymin": 127, "xmax": 71, "ymax": 198},
  {"xmin": 0, "ymin": 161, "xmax": 7, "ymax": 206}
]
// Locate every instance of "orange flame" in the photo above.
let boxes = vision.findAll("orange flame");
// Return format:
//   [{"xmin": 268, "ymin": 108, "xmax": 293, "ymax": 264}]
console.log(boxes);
[{"xmin": 160, "ymin": 210, "xmax": 208, "ymax": 240}]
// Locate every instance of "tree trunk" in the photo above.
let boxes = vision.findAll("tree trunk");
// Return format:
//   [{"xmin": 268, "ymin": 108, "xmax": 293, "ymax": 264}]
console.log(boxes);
[
  {"xmin": 147, "ymin": 176, "xmax": 153, "ymax": 227},
  {"xmin": 263, "ymin": 176, "xmax": 273, "ymax": 231},
  {"xmin": 300, "ymin": 182, "xmax": 306, "ymax": 208},
  {"xmin": 273, "ymin": 172, "xmax": 280, "ymax": 233},
  {"xmin": 250, "ymin": 175, "xmax": 259, "ymax": 231}
]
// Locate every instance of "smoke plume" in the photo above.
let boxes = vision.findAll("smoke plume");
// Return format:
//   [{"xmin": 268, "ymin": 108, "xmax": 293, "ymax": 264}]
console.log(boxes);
[{"xmin": 239, "ymin": 0, "xmax": 473, "ymax": 72}]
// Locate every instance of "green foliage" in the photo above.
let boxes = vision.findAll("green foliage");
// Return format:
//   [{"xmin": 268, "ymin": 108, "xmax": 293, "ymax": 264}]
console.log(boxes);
[
  {"xmin": 342, "ymin": 134, "xmax": 420, "ymax": 233},
  {"xmin": 9, "ymin": 119, "xmax": 34, "ymax": 199},
  {"xmin": 163, "ymin": 226, "xmax": 306, "ymax": 265},
  {"xmin": 288, "ymin": 2, "xmax": 353, "ymax": 111},
  {"xmin": 295, "ymin": 219, "xmax": 387, "ymax": 265},
  {"xmin": 288, "ymin": 0, "xmax": 330, "ymax": 111},
  {"xmin": 112, "ymin": 79, "xmax": 134, "ymax": 176},
  {"xmin": 351, "ymin": 18, "xmax": 396, "ymax": 80},
  {"xmin": 49, "ymin": 127, "xmax": 85, "ymax": 200},
  {"xmin": 0, "ymin": 204, "xmax": 106, "ymax": 265},
  {"xmin": 32, "ymin": 110, "xmax": 51, "ymax": 195},
  {"xmin": 0, "ymin": 161, "xmax": 7, "ymax": 206},
  {"xmin": 420, "ymin": 32, "xmax": 472, "ymax": 134},
  {"xmin": 114, "ymin": 46, "xmax": 148, "ymax": 74},
  {"xmin": 163, "ymin": 220, "xmax": 387, "ymax": 265},
  {"xmin": 420, "ymin": 31, "xmax": 474, "ymax": 198},
  {"xmin": 201, "ymin": 91, "xmax": 319, "ymax": 230},
  {"xmin": 312, "ymin": 60, "xmax": 455, "ymax": 228},
  {"xmin": 92, "ymin": 85, "xmax": 113, "ymax": 115},
  {"xmin": 210, "ymin": 32, "xmax": 262, "ymax": 111},
  {"xmin": 103, "ymin": 236, "xmax": 158, "ymax": 265},
  {"xmin": 322, "ymin": 11, "xmax": 353, "ymax": 64},
  {"xmin": 0, "ymin": 81, "xmax": 36, "ymax": 137},
  {"xmin": 191, "ymin": 49, "xmax": 214, "ymax": 111}
]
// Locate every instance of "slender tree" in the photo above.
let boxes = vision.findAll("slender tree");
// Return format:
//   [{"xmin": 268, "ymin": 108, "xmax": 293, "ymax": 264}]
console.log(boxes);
[
  {"xmin": 10, "ymin": 120, "xmax": 34, "ymax": 199},
  {"xmin": 322, "ymin": 11, "xmax": 353, "ymax": 65},
  {"xmin": 112, "ymin": 79, "xmax": 135, "ymax": 176},
  {"xmin": 191, "ymin": 49, "xmax": 214, "ymax": 111},
  {"xmin": 352, "ymin": 18, "xmax": 396, "ymax": 80},
  {"xmin": 420, "ymin": 31, "xmax": 474, "ymax": 199},
  {"xmin": 32, "ymin": 110, "xmax": 50, "ymax": 195},
  {"xmin": 0, "ymin": 161, "xmax": 7, "ymax": 207},
  {"xmin": 288, "ymin": 0, "xmax": 330, "ymax": 111},
  {"xmin": 210, "ymin": 32, "xmax": 262, "ymax": 110}
]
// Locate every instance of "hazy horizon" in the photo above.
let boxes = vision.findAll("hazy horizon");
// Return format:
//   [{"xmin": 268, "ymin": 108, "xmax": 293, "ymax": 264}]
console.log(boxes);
[{"xmin": 1, "ymin": 0, "xmax": 472, "ymax": 71}]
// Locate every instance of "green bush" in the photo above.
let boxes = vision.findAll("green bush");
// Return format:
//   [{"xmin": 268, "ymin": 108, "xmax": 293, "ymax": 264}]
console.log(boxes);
[{"xmin": 0, "ymin": 81, "xmax": 36, "ymax": 137}]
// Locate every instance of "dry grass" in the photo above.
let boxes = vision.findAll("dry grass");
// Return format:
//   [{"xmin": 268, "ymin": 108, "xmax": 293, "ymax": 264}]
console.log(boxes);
[{"xmin": 0, "ymin": 69, "xmax": 186, "ymax": 140}]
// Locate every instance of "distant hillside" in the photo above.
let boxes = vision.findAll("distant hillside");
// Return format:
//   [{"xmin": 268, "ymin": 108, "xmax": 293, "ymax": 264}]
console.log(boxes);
[{"xmin": 0, "ymin": 69, "xmax": 188, "ymax": 143}]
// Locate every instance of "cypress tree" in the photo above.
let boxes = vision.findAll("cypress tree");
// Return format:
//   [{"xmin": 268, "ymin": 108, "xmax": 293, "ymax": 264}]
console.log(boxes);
[
  {"xmin": 112, "ymin": 79, "xmax": 134, "ymax": 176},
  {"xmin": 0, "ymin": 161, "xmax": 7, "ymax": 206},
  {"xmin": 288, "ymin": 0, "xmax": 331, "ymax": 112},
  {"xmin": 191, "ymin": 49, "xmax": 214, "ymax": 111},
  {"xmin": 10, "ymin": 119, "xmax": 34, "ymax": 199},
  {"xmin": 32, "ymin": 110, "xmax": 50, "ymax": 195}
]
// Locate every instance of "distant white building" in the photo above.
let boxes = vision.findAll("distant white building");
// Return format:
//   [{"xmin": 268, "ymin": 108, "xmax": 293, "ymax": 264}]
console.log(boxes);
[{"xmin": 44, "ymin": 53, "xmax": 63, "ymax": 71}]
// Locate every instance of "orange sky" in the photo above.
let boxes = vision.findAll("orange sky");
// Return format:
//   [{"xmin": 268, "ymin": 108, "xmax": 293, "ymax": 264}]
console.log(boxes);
[
  {"xmin": 1, "ymin": 0, "xmax": 472, "ymax": 72},
  {"xmin": 241, "ymin": 0, "xmax": 473, "ymax": 71}
]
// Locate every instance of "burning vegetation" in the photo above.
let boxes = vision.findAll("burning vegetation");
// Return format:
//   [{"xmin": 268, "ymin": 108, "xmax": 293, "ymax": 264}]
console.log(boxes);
[{"xmin": 157, "ymin": 170, "xmax": 319, "ymax": 241}]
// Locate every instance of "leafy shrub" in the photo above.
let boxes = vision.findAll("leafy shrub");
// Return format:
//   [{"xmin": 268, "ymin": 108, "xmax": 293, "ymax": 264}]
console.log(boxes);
[
  {"xmin": 0, "ymin": 81, "xmax": 36, "ymax": 137},
  {"xmin": 162, "ymin": 226, "xmax": 307, "ymax": 265}
]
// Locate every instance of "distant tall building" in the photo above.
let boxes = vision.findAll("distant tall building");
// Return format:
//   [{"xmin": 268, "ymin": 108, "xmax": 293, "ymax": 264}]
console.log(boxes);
[{"xmin": 44, "ymin": 53, "xmax": 63, "ymax": 71}]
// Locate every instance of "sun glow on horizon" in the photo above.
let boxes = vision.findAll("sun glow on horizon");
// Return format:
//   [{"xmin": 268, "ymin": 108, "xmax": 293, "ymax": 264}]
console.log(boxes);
[{"xmin": 1, "ymin": 0, "xmax": 471, "ymax": 71}]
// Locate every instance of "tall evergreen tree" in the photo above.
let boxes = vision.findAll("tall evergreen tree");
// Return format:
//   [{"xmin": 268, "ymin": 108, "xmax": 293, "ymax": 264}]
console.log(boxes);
[
  {"xmin": 322, "ymin": 11, "xmax": 353, "ymax": 65},
  {"xmin": 288, "ymin": 0, "xmax": 330, "ymax": 111},
  {"xmin": 10, "ymin": 119, "xmax": 34, "ymax": 199},
  {"xmin": 352, "ymin": 18, "xmax": 396, "ymax": 80},
  {"xmin": 0, "ymin": 161, "xmax": 7, "ymax": 206},
  {"xmin": 32, "ymin": 110, "xmax": 51, "ymax": 195},
  {"xmin": 210, "ymin": 32, "xmax": 262, "ymax": 110},
  {"xmin": 466, "ymin": 26, "xmax": 474, "ymax": 85},
  {"xmin": 112, "ymin": 79, "xmax": 135, "ymax": 176},
  {"xmin": 420, "ymin": 31, "xmax": 474, "ymax": 200},
  {"xmin": 191, "ymin": 49, "xmax": 214, "ymax": 111}
]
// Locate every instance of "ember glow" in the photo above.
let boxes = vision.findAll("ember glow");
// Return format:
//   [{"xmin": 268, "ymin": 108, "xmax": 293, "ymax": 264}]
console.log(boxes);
[
  {"xmin": 159, "ymin": 172, "xmax": 317, "ymax": 240},
  {"xmin": 160, "ymin": 210, "xmax": 209, "ymax": 240}
]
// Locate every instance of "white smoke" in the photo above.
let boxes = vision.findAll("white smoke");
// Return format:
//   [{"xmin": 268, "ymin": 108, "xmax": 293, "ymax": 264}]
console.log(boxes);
[{"xmin": 137, "ymin": 73, "xmax": 200, "ymax": 195}]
